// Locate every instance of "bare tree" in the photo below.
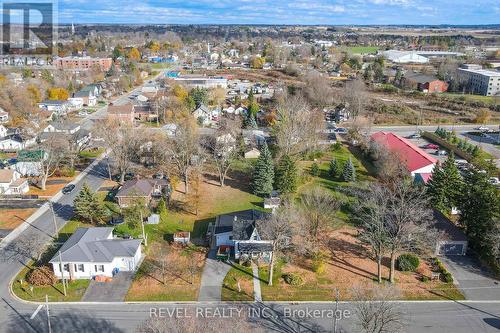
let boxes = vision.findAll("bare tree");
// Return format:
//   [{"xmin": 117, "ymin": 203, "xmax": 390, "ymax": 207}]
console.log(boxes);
[
  {"xmin": 273, "ymin": 94, "xmax": 324, "ymax": 157},
  {"xmin": 355, "ymin": 183, "xmax": 390, "ymax": 283},
  {"xmin": 300, "ymin": 186, "xmax": 341, "ymax": 239},
  {"xmin": 302, "ymin": 70, "xmax": 335, "ymax": 107},
  {"xmin": 351, "ymin": 285, "xmax": 405, "ymax": 333},
  {"xmin": 385, "ymin": 178, "xmax": 432, "ymax": 283},
  {"xmin": 94, "ymin": 121, "xmax": 140, "ymax": 183},
  {"xmin": 205, "ymin": 118, "xmax": 241, "ymax": 187},
  {"xmin": 38, "ymin": 133, "xmax": 69, "ymax": 190},
  {"xmin": 257, "ymin": 203, "xmax": 295, "ymax": 286},
  {"xmin": 166, "ymin": 119, "xmax": 202, "ymax": 194},
  {"xmin": 138, "ymin": 308, "xmax": 264, "ymax": 333},
  {"xmin": 344, "ymin": 78, "xmax": 367, "ymax": 120}
]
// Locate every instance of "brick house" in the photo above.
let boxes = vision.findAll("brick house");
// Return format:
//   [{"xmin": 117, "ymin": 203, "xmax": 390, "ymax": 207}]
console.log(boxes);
[
  {"xmin": 107, "ymin": 104, "xmax": 135, "ymax": 125},
  {"xmin": 402, "ymin": 72, "xmax": 448, "ymax": 93},
  {"xmin": 115, "ymin": 178, "xmax": 169, "ymax": 208}
]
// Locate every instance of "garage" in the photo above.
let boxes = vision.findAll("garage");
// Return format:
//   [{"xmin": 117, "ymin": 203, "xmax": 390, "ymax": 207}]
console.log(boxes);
[
  {"xmin": 433, "ymin": 211, "xmax": 468, "ymax": 256},
  {"xmin": 438, "ymin": 242, "xmax": 467, "ymax": 256}
]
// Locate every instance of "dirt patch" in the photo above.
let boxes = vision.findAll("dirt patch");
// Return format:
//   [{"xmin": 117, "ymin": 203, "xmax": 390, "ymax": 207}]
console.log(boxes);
[{"xmin": 0, "ymin": 208, "xmax": 38, "ymax": 229}]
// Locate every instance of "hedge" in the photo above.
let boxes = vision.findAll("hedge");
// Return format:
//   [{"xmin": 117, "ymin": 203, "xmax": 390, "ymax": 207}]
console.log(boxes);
[
  {"xmin": 421, "ymin": 132, "xmax": 473, "ymax": 161},
  {"xmin": 283, "ymin": 273, "xmax": 303, "ymax": 286}
]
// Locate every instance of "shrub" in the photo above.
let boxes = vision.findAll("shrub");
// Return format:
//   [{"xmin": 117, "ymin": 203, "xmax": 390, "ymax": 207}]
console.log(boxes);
[
  {"xmin": 397, "ymin": 253, "xmax": 420, "ymax": 272},
  {"xmin": 26, "ymin": 266, "xmax": 57, "ymax": 286},
  {"xmin": 442, "ymin": 272, "xmax": 453, "ymax": 283},
  {"xmin": 312, "ymin": 260, "xmax": 325, "ymax": 274},
  {"xmin": 421, "ymin": 275, "xmax": 430, "ymax": 282},
  {"xmin": 283, "ymin": 273, "xmax": 303, "ymax": 286},
  {"xmin": 310, "ymin": 163, "xmax": 320, "ymax": 177}
]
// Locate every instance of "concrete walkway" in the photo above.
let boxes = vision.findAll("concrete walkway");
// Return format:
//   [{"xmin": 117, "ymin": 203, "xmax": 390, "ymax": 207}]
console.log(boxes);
[
  {"xmin": 251, "ymin": 262, "xmax": 262, "ymax": 302},
  {"xmin": 198, "ymin": 249, "xmax": 232, "ymax": 301}
]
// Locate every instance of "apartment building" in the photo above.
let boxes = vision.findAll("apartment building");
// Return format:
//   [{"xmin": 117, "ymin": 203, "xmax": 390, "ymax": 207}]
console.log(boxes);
[
  {"xmin": 457, "ymin": 64, "xmax": 500, "ymax": 96},
  {"xmin": 54, "ymin": 57, "xmax": 113, "ymax": 72}
]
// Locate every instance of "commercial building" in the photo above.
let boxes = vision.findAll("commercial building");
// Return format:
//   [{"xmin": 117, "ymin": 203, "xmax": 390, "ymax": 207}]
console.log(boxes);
[
  {"xmin": 172, "ymin": 75, "xmax": 228, "ymax": 89},
  {"xmin": 54, "ymin": 57, "xmax": 113, "ymax": 72},
  {"xmin": 457, "ymin": 64, "xmax": 500, "ymax": 96}
]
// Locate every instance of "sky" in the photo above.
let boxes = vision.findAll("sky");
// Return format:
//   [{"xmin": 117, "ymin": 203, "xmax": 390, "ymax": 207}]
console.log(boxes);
[{"xmin": 13, "ymin": 0, "xmax": 500, "ymax": 25}]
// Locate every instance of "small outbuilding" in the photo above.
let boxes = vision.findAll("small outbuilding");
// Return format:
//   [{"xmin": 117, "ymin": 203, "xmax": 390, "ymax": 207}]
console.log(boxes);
[{"xmin": 173, "ymin": 232, "xmax": 190, "ymax": 244}]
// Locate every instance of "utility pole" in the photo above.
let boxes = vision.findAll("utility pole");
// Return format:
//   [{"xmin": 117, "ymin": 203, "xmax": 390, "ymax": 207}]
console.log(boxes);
[
  {"xmin": 333, "ymin": 287, "xmax": 340, "ymax": 333},
  {"xmin": 50, "ymin": 202, "xmax": 58, "ymax": 239},
  {"xmin": 58, "ymin": 251, "xmax": 67, "ymax": 296},
  {"xmin": 45, "ymin": 295, "xmax": 51, "ymax": 333}
]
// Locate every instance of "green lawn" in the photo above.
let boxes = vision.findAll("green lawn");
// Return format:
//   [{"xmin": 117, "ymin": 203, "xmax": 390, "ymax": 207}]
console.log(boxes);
[
  {"xmin": 79, "ymin": 148, "xmax": 104, "ymax": 159},
  {"xmin": 297, "ymin": 145, "xmax": 376, "ymax": 225},
  {"xmin": 222, "ymin": 264, "xmax": 254, "ymax": 301},
  {"xmin": 442, "ymin": 93, "xmax": 499, "ymax": 105},
  {"xmin": 343, "ymin": 46, "xmax": 379, "ymax": 54}
]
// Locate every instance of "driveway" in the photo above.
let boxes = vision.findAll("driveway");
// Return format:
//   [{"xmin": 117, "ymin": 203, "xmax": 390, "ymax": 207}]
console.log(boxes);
[
  {"xmin": 81, "ymin": 272, "xmax": 135, "ymax": 302},
  {"xmin": 198, "ymin": 249, "xmax": 232, "ymax": 301},
  {"xmin": 440, "ymin": 255, "xmax": 500, "ymax": 300}
]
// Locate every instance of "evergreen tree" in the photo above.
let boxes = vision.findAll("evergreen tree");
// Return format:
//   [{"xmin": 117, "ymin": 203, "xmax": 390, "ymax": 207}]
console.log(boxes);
[
  {"xmin": 252, "ymin": 142, "xmax": 274, "ymax": 197},
  {"xmin": 342, "ymin": 157, "xmax": 356, "ymax": 182},
  {"xmin": 157, "ymin": 198, "xmax": 167, "ymax": 215},
  {"xmin": 459, "ymin": 170, "xmax": 500, "ymax": 265},
  {"xmin": 427, "ymin": 153, "xmax": 463, "ymax": 214},
  {"xmin": 311, "ymin": 162, "xmax": 320, "ymax": 177},
  {"xmin": 471, "ymin": 145, "xmax": 480, "ymax": 157},
  {"xmin": 245, "ymin": 114, "xmax": 258, "ymax": 129},
  {"xmin": 275, "ymin": 155, "xmax": 298, "ymax": 194},
  {"xmin": 328, "ymin": 159, "xmax": 342, "ymax": 179},
  {"xmin": 74, "ymin": 183, "xmax": 106, "ymax": 224}
]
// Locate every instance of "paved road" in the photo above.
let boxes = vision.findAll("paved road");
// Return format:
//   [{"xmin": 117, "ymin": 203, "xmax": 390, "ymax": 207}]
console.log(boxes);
[{"xmin": 2, "ymin": 300, "xmax": 499, "ymax": 333}]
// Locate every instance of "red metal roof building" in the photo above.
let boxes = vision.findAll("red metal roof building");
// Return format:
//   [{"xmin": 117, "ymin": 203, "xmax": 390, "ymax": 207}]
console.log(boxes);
[{"xmin": 371, "ymin": 131, "xmax": 437, "ymax": 177}]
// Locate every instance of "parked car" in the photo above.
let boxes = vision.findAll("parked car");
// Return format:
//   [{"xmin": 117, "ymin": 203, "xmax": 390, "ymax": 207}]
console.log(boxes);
[
  {"xmin": 409, "ymin": 132, "xmax": 421, "ymax": 139},
  {"xmin": 62, "ymin": 184, "xmax": 76, "ymax": 194},
  {"xmin": 334, "ymin": 128, "xmax": 348, "ymax": 134},
  {"xmin": 423, "ymin": 143, "xmax": 439, "ymax": 150},
  {"xmin": 436, "ymin": 150, "xmax": 448, "ymax": 156},
  {"xmin": 476, "ymin": 126, "xmax": 489, "ymax": 132},
  {"xmin": 489, "ymin": 177, "xmax": 500, "ymax": 185}
]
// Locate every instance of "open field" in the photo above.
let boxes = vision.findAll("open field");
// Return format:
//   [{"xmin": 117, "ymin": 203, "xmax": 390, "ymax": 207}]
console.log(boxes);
[{"xmin": 342, "ymin": 46, "xmax": 379, "ymax": 54}]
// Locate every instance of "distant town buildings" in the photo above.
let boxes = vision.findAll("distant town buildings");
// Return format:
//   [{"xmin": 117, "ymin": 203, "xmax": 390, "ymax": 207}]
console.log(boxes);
[
  {"xmin": 457, "ymin": 64, "xmax": 500, "ymax": 96},
  {"xmin": 172, "ymin": 75, "xmax": 228, "ymax": 89}
]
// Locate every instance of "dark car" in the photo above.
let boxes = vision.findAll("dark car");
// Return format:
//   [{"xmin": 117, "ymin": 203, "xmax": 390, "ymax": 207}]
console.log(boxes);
[{"xmin": 62, "ymin": 184, "xmax": 75, "ymax": 194}]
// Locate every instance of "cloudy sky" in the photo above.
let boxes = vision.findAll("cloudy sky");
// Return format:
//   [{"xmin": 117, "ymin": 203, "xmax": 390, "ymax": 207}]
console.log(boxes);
[{"xmin": 55, "ymin": 0, "xmax": 499, "ymax": 25}]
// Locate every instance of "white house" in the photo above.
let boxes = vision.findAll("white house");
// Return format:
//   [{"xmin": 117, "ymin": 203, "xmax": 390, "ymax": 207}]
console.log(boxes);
[
  {"xmin": 211, "ymin": 210, "xmax": 273, "ymax": 263},
  {"xmin": 0, "ymin": 169, "xmax": 29, "ymax": 195},
  {"xmin": 0, "ymin": 109, "xmax": 9, "ymax": 123},
  {"xmin": 0, "ymin": 125, "xmax": 8, "ymax": 138},
  {"xmin": 11, "ymin": 150, "xmax": 46, "ymax": 176},
  {"xmin": 38, "ymin": 100, "xmax": 71, "ymax": 114},
  {"xmin": 0, "ymin": 134, "xmax": 36, "ymax": 151},
  {"xmin": 50, "ymin": 227, "xmax": 142, "ymax": 280}
]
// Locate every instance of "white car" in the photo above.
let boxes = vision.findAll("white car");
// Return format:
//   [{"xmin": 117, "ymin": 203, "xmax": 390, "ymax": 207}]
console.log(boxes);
[
  {"xmin": 489, "ymin": 177, "xmax": 500, "ymax": 185},
  {"xmin": 436, "ymin": 150, "xmax": 448, "ymax": 156},
  {"xmin": 476, "ymin": 126, "xmax": 489, "ymax": 132}
]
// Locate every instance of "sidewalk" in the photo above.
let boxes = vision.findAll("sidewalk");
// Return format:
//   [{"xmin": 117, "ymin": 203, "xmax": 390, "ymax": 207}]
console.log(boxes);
[{"xmin": 252, "ymin": 262, "xmax": 262, "ymax": 302}]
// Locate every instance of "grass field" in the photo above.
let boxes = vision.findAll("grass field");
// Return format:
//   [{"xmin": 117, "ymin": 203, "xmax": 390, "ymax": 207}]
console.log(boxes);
[
  {"xmin": 442, "ymin": 93, "xmax": 499, "ymax": 105},
  {"xmin": 0, "ymin": 208, "xmax": 37, "ymax": 229},
  {"xmin": 343, "ymin": 46, "xmax": 379, "ymax": 54}
]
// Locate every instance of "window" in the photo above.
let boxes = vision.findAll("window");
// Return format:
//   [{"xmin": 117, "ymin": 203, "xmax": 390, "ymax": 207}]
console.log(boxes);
[
  {"xmin": 59, "ymin": 264, "xmax": 69, "ymax": 272},
  {"xmin": 75, "ymin": 264, "xmax": 85, "ymax": 272},
  {"xmin": 95, "ymin": 265, "xmax": 104, "ymax": 273}
]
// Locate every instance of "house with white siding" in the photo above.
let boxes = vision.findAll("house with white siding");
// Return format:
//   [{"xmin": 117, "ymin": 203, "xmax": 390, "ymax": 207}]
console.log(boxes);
[{"xmin": 49, "ymin": 227, "xmax": 142, "ymax": 280}]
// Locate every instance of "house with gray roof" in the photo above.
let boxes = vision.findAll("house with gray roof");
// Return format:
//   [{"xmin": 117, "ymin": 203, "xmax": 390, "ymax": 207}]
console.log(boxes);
[
  {"xmin": 115, "ymin": 178, "xmax": 169, "ymax": 208},
  {"xmin": 49, "ymin": 227, "xmax": 142, "ymax": 279},
  {"xmin": 211, "ymin": 210, "xmax": 273, "ymax": 263}
]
